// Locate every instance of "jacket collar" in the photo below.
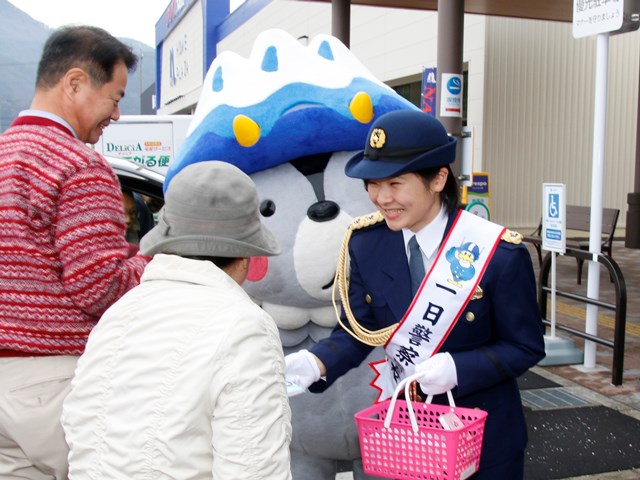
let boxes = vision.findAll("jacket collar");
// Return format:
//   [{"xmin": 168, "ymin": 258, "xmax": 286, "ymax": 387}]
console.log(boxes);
[{"xmin": 141, "ymin": 254, "xmax": 248, "ymax": 295}]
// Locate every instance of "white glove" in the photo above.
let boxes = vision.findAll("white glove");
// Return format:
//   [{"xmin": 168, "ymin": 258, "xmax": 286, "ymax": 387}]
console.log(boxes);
[
  {"xmin": 414, "ymin": 352, "xmax": 458, "ymax": 396},
  {"xmin": 285, "ymin": 349, "xmax": 321, "ymax": 390}
]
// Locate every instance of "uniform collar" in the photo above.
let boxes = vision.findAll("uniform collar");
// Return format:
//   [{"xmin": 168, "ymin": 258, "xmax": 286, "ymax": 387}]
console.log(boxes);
[{"xmin": 401, "ymin": 206, "xmax": 448, "ymax": 260}]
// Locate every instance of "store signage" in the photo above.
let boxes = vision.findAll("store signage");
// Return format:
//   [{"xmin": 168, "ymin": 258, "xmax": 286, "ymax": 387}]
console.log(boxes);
[
  {"xmin": 439, "ymin": 73, "xmax": 463, "ymax": 118},
  {"xmin": 573, "ymin": 0, "xmax": 623, "ymax": 38}
]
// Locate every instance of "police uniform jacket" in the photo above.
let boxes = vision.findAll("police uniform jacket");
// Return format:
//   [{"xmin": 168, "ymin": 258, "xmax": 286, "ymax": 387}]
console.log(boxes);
[{"xmin": 310, "ymin": 209, "xmax": 546, "ymax": 469}]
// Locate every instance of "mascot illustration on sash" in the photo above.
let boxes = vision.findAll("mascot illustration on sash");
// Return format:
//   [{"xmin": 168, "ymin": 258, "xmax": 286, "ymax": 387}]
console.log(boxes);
[{"xmin": 165, "ymin": 29, "xmax": 417, "ymax": 479}]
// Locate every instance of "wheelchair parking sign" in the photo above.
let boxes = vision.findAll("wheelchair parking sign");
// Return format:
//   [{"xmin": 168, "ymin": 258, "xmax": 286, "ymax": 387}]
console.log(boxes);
[
  {"xmin": 548, "ymin": 193, "xmax": 560, "ymax": 218},
  {"xmin": 542, "ymin": 184, "xmax": 566, "ymax": 253}
]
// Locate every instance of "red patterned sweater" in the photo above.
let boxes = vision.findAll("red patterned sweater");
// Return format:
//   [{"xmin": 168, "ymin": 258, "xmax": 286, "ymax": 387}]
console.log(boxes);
[{"xmin": 0, "ymin": 116, "xmax": 150, "ymax": 355}]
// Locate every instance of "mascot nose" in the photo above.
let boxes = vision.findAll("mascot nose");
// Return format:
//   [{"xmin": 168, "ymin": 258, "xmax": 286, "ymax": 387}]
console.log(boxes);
[{"xmin": 307, "ymin": 200, "xmax": 340, "ymax": 222}]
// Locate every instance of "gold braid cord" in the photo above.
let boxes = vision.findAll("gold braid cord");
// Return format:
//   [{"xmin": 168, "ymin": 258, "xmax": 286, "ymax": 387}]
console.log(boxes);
[{"xmin": 332, "ymin": 211, "xmax": 399, "ymax": 346}]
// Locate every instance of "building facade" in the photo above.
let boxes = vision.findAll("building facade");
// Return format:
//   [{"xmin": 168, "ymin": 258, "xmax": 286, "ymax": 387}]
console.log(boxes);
[{"xmin": 154, "ymin": 0, "xmax": 639, "ymax": 230}]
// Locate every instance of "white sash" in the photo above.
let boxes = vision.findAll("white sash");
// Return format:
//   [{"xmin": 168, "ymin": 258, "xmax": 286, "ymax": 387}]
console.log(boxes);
[{"xmin": 370, "ymin": 210, "xmax": 505, "ymax": 401}]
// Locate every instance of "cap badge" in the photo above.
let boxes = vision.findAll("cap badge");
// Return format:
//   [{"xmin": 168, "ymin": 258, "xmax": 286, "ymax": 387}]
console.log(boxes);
[{"xmin": 369, "ymin": 128, "xmax": 386, "ymax": 149}]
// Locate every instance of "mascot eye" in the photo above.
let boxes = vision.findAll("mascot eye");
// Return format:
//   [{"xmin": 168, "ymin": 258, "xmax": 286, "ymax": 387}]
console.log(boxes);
[{"xmin": 260, "ymin": 199, "xmax": 276, "ymax": 217}]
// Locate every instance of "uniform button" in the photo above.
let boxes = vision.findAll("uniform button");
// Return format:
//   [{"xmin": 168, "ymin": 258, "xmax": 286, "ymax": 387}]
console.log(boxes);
[
  {"xmin": 365, "ymin": 294, "xmax": 372, "ymax": 304},
  {"xmin": 465, "ymin": 312, "xmax": 475, "ymax": 322}
]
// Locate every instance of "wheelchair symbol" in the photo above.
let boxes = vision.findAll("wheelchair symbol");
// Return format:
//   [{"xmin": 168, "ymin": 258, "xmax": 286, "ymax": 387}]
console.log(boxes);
[{"xmin": 548, "ymin": 194, "xmax": 559, "ymax": 218}]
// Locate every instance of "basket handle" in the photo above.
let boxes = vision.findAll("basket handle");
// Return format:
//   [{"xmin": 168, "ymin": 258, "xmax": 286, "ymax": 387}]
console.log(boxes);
[
  {"xmin": 383, "ymin": 372, "xmax": 422, "ymax": 433},
  {"xmin": 425, "ymin": 390, "xmax": 456, "ymax": 408},
  {"xmin": 383, "ymin": 374, "xmax": 457, "ymax": 434}
]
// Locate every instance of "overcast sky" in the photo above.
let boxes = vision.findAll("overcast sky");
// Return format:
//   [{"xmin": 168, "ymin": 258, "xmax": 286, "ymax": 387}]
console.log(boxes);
[{"xmin": 7, "ymin": 0, "xmax": 245, "ymax": 47}]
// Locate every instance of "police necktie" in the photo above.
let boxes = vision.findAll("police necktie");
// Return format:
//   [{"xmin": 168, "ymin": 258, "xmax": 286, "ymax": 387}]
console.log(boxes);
[{"xmin": 408, "ymin": 235, "xmax": 425, "ymax": 296}]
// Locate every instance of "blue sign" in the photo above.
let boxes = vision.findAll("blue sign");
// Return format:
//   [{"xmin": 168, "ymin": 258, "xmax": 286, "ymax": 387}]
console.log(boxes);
[
  {"xmin": 545, "ymin": 228, "xmax": 562, "ymax": 241},
  {"xmin": 542, "ymin": 183, "xmax": 566, "ymax": 253},
  {"xmin": 548, "ymin": 193, "xmax": 560, "ymax": 218},
  {"xmin": 421, "ymin": 67, "xmax": 437, "ymax": 116},
  {"xmin": 446, "ymin": 76, "xmax": 462, "ymax": 95}
]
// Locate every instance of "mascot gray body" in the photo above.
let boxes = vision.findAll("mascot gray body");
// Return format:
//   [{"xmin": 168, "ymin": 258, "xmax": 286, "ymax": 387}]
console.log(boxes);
[
  {"xmin": 164, "ymin": 29, "xmax": 417, "ymax": 479},
  {"xmin": 249, "ymin": 153, "xmax": 383, "ymax": 479}
]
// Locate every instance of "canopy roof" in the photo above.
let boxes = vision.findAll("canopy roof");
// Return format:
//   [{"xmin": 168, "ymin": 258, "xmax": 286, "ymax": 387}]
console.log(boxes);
[{"xmin": 304, "ymin": 0, "xmax": 573, "ymax": 23}]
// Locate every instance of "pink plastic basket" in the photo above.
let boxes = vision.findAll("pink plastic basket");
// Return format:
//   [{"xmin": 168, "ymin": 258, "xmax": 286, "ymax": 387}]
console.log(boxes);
[{"xmin": 355, "ymin": 376, "xmax": 487, "ymax": 480}]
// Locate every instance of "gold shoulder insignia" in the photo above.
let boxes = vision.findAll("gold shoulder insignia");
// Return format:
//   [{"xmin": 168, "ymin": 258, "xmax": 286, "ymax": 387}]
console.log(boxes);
[
  {"xmin": 349, "ymin": 211, "xmax": 385, "ymax": 231},
  {"xmin": 501, "ymin": 229, "xmax": 523, "ymax": 244}
]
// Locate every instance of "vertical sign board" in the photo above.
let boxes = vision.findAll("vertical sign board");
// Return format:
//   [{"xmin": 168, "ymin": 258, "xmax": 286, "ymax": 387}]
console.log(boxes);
[
  {"xmin": 542, "ymin": 183, "xmax": 566, "ymax": 253},
  {"xmin": 573, "ymin": 0, "xmax": 623, "ymax": 38},
  {"xmin": 465, "ymin": 172, "xmax": 491, "ymax": 220},
  {"xmin": 439, "ymin": 73, "xmax": 463, "ymax": 117},
  {"xmin": 160, "ymin": 1, "xmax": 204, "ymax": 109},
  {"xmin": 421, "ymin": 67, "xmax": 437, "ymax": 117},
  {"xmin": 570, "ymin": 0, "xmax": 628, "ymax": 370}
]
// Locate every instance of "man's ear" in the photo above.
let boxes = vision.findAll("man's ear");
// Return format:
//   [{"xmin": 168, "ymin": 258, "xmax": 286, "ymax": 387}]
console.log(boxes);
[{"xmin": 63, "ymin": 68, "xmax": 88, "ymax": 97}]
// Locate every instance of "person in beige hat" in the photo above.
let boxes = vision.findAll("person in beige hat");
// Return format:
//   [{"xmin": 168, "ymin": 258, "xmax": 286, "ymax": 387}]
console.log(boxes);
[{"xmin": 62, "ymin": 161, "xmax": 292, "ymax": 480}]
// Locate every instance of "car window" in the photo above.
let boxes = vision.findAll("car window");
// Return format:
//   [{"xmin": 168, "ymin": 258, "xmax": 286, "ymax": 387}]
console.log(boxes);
[{"xmin": 108, "ymin": 157, "xmax": 165, "ymax": 242}]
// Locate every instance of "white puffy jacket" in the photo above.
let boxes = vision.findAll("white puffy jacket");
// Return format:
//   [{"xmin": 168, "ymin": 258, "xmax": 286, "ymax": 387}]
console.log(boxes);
[{"xmin": 62, "ymin": 254, "xmax": 292, "ymax": 479}]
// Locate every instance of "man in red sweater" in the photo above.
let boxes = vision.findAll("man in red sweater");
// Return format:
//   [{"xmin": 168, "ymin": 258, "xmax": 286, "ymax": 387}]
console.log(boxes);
[{"xmin": 0, "ymin": 26, "xmax": 150, "ymax": 479}]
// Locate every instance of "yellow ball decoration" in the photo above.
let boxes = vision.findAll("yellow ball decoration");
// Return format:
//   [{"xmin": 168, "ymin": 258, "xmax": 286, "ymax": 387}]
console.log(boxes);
[
  {"xmin": 233, "ymin": 114, "xmax": 261, "ymax": 147},
  {"xmin": 349, "ymin": 91, "xmax": 374, "ymax": 124}
]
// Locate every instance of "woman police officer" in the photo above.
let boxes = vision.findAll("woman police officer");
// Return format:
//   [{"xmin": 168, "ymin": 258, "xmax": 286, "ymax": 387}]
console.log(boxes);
[{"xmin": 285, "ymin": 109, "xmax": 545, "ymax": 479}]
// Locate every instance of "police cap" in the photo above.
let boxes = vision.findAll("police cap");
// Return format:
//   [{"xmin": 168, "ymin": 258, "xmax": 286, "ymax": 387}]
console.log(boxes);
[{"xmin": 345, "ymin": 109, "xmax": 456, "ymax": 180}]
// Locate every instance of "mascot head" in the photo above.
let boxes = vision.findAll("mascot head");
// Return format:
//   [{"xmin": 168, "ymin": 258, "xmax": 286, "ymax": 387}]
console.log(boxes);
[
  {"xmin": 165, "ymin": 28, "xmax": 417, "ymax": 185},
  {"xmin": 166, "ymin": 29, "xmax": 418, "ymax": 347}
]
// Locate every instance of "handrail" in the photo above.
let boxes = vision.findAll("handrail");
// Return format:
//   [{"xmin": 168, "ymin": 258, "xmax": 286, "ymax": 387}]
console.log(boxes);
[{"xmin": 538, "ymin": 247, "xmax": 627, "ymax": 385}]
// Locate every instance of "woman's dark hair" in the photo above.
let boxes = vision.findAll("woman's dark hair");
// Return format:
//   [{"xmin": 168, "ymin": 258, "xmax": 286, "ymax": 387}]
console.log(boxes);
[
  {"xmin": 36, "ymin": 25, "xmax": 138, "ymax": 89},
  {"xmin": 363, "ymin": 165, "xmax": 460, "ymax": 214},
  {"xmin": 414, "ymin": 165, "xmax": 460, "ymax": 214},
  {"xmin": 182, "ymin": 256, "xmax": 238, "ymax": 270}
]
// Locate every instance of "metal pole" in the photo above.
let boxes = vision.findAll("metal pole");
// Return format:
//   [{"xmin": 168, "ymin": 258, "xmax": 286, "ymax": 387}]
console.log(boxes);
[
  {"xmin": 550, "ymin": 252, "xmax": 557, "ymax": 338},
  {"xmin": 331, "ymin": 0, "xmax": 350, "ymax": 48},
  {"xmin": 584, "ymin": 33, "xmax": 609, "ymax": 368},
  {"xmin": 436, "ymin": 0, "xmax": 464, "ymax": 178}
]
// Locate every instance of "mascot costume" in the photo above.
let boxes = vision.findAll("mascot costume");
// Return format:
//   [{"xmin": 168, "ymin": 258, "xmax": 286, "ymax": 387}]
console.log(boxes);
[{"xmin": 165, "ymin": 29, "xmax": 417, "ymax": 479}]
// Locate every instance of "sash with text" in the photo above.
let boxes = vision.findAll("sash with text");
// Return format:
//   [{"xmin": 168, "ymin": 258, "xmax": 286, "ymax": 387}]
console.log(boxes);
[{"xmin": 370, "ymin": 210, "xmax": 505, "ymax": 401}]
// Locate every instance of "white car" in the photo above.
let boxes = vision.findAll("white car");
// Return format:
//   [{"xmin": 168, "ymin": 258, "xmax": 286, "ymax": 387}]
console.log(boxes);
[
  {"xmin": 106, "ymin": 156, "xmax": 165, "ymax": 201},
  {"xmin": 106, "ymin": 157, "xmax": 165, "ymax": 241}
]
